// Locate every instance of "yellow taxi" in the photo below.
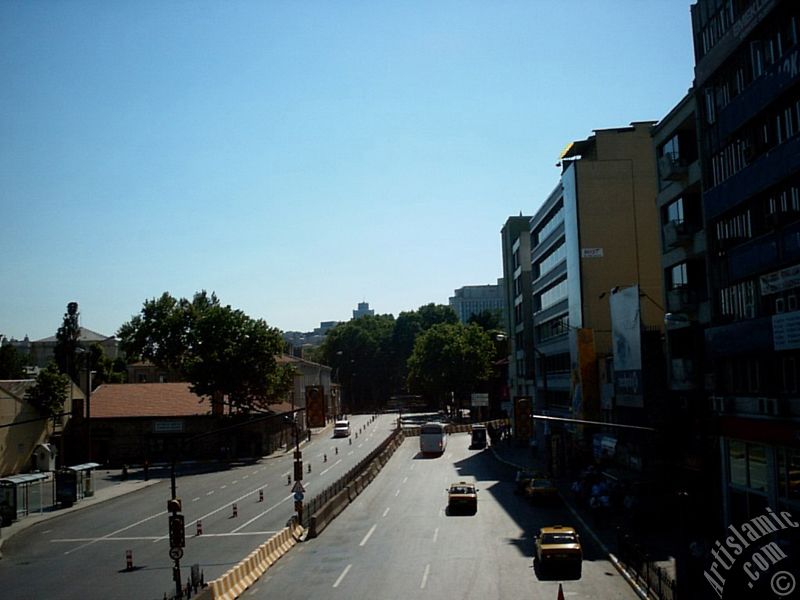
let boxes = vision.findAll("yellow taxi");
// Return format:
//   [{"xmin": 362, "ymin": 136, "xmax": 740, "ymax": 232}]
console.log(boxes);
[
  {"xmin": 534, "ymin": 525, "xmax": 582, "ymax": 577},
  {"xmin": 446, "ymin": 481, "xmax": 478, "ymax": 514}
]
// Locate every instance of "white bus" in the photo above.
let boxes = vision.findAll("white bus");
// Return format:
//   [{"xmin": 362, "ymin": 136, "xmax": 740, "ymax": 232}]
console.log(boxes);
[{"xmin": 419, "ymin": 422, "xmax": 447, "ymax": 456}]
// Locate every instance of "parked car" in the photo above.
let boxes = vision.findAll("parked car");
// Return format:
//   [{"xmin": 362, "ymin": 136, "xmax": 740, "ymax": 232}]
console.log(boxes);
[
  {"xmin": 534, "ymin": 525, "xmax": 582, "ymax": 577},
  {"xmin": 524, "ymin": 477, "xmax": 559, "ymax": 504},
  {"xmin": 333, "ymin": 420, "xmax": 351, "ymax": 438},
  {"xmin": 447, "ymin": 481, "xmax": 478, "ymax": 514}
]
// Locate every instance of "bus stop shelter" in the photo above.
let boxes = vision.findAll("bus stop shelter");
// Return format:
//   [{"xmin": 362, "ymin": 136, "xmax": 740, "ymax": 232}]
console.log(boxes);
[
  {"xmin": 56, "ymin": 463, "xmax": 100, "ymax": 507},
  {"xmin": 0, "ymin": 472, "xmax": 51, "ymax": 526}
]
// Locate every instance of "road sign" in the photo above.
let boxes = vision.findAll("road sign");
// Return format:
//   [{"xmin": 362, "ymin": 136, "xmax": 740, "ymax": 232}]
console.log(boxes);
[
  {"xmin": 291, "ymin": 481, "xmax": 305, "ymax": 494},
  {"xmin": 169, "ymin": 547, "xmax": 184, "ymax": 561},
  {"xmin": 293, "ymin": 492, "xmax": 304, "ymax": 502}
]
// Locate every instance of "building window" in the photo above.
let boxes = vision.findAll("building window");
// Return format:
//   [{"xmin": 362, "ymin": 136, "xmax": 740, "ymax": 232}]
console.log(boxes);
[
  {"xmin": 778, "ymin": 447, "xmax": 800, "ymax": 502},
  {"xmin": 537, "ymin": 278, "xmax": 568, "ymax": 312},
  {"xmin": 667, "ymin": 197, "xmax": 684, "ymax": 224},
  {"xmin": 535, "ymin": 242, "xmax": 566, "ymax": 280},
  {"xmin": 729, "ymin": 441, "xmax": 747, "ymax": 487},
  {"xmin": 670, "ymin": 263, "xmax": 688, "ymax": 289}
]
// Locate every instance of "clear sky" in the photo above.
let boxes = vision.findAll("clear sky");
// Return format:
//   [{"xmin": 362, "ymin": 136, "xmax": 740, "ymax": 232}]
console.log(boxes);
[{"xmin": 1, "ymin": 1, "xmax": 696, "ymax": 341}]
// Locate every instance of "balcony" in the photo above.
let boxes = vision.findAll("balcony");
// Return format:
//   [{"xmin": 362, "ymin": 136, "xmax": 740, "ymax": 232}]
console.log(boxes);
[
  {"xmin": 667, "ymin": 286, "xmax": 697, "ymax": 313},
  {"xmin": 663, "ymin": 220, "xmax": 691, "ymax": 249},
  {"xmin": 659, "ymin": 153, "xmax": 688, "ymax": 182}
]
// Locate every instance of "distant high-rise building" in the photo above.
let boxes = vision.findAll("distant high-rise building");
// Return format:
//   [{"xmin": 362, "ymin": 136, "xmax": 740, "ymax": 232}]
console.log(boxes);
[
  {"xmin": 448, "ymin": 281, "xmax": 505, "ymax": 325},
  {"xmin": 352, "ymin": 302, "xmax": 374, "ymax": 319}
]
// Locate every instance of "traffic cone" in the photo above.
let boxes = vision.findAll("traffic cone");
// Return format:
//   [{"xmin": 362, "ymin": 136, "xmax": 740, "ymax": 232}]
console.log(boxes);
[
  {"xmin": 125, "ymin": 549, "xmax": 133, "ymax": 571},
  {"xmin": 196, "ymin": 520, "xmax": 203, "ymax": 536},
  {"xmin": 557, "ymin": 583, "xmax": 565, "ymax": 600},
  {"xmin": 232, "ymin": 503, "xmax": 238, "ymax": 518}
]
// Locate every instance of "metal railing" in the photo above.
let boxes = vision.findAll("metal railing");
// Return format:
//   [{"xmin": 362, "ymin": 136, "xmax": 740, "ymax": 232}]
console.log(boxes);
[{"xmin": 617, "ymin": 533, "xmax": 677, "ymax": 600}]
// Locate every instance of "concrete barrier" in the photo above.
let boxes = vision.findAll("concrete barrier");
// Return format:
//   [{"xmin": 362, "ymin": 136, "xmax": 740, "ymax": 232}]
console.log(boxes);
[{"xmin": 207, "ymin": 522, "xmax": 303, "ymax": 599}]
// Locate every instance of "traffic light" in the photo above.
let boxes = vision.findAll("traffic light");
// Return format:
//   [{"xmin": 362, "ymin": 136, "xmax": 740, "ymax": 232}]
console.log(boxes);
[{"xmin": 169, "ymin": 514, "xmax": 185, "ymax": 548}]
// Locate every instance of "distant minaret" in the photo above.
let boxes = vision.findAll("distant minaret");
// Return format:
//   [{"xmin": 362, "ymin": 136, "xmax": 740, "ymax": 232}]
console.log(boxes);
[{"xmin": 352, "ymin": 301, "xmax": 375, "ymax": 319}]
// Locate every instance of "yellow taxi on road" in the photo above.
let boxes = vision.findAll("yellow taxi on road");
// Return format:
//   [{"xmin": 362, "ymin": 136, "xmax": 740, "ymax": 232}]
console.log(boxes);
[
  {"xmin": 534, "ymin": 525, "xmax": 583, "ymax": 577},
  {"xmin": 446, "ymin": 481, "xmax": 478, "ymax": 515}
]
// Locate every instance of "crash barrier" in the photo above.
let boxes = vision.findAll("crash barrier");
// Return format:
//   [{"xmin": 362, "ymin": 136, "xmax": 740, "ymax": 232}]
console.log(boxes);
[
  {"xmin": 306, "ymin": 428, "xmax": 405, "ymax": 538},
  {"xmin": 402, "ymin": 418, "xmax": 510, "ymax": 437},
  {"xmin": 201, "ymin": 519, "xmax": 304, "ymax": 600}
]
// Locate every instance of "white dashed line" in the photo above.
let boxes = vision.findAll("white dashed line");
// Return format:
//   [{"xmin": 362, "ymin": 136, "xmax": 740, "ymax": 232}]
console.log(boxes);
[
  {"xmin": 421, "ymin": 564, "xmax": 430, "ymax": 589},
  {"xmin": 333, "ymin": 564, "xmax": 352, "ymax": 588},
  {"xmin": 382, "ymin": 507, "xmax": 390, "ymax": 518},
  {"xmin": 359, "ymin": 524, "xmax": 377, "ymax": 547},
  {"xmin": 433, "ymin": 527, "xmax": 439, "ymax": 543}
]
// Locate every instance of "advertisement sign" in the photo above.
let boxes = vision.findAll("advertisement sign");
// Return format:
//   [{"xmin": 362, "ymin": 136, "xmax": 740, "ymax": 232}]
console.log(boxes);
[
  {"xmin": 471, "ymin": 393, "xmax": 489, "ymax": 407},
  {"xmin": 773, "ymin": 311, "xmax": 800, "ymax": 351},
  {"xmin": 305, "ymin": 386, "xmax": 326, "ymax": 428},
  {"xmin": 610, "ymin": 285, "xmax": 643, "ymax": 407},
  {"xmin": 513, "ymin": 397, "xmax": 532, "ymax": 441}
]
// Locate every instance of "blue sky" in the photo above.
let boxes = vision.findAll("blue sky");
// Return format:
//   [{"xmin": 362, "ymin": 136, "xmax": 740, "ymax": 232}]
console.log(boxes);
[{"xmin": 1, "ymin": 1, "xmax": 695, "ymax": 341}]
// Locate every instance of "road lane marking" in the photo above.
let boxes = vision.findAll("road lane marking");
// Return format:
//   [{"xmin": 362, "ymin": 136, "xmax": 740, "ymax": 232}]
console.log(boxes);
[
  {"xmin": 348, "ymin": 451, "xmax": 354, "ymax": 456},
  {"xmin": 402, "ymin": 476, "xmax": 408, "ymax": 484},
  {"xmin": 53, "ymin": 531, "xmax": 279, "ymax": 543},
  {"xmin": 421, "ymin": 564, "xmax": 430, "ymax": 589},
  {"xmin": 382, "ymin": 507, "xmax": 390, "ymax": 518},
  {"xmin": 207, "ymin": 491, "xmax": 215, "ymax": 496},
  {"xmin": 320, "ymin": 459, "xmax": 342, "ymax": 476},
  {"xmin": 63, "ymin": 510, "xmax": 165, "ymax": 555},
  {"xmin": 359, "ymin": 524, "xmax": 377, "ymax": 547},
  {"xmin": 221, "ymin": 485, "xmax": 227, "ymax": 489},
  {"xmin": 243, "ymin": 476, "xmax": 249, "ymax": 480},
  {"xmin": 433, "ymin": 527, "xmax": 439, "ymax": 543},
  {"xmin": 333, "ymin": 564, "xmax": 352, "ymax": 588},
  {"xmin": 395, "ymin": 489, "xmax": 400, "ymax": 497},
  {"xmin": 231, "ymin": 491, "xmax": 296, "ymax": 533},
  {"xmin": 192, "ymin": 497, "xmax": 200, "ymax": 502},
  {"xmin": 232, "ymin": 480, "xmax": 238, "ymax": 484}
]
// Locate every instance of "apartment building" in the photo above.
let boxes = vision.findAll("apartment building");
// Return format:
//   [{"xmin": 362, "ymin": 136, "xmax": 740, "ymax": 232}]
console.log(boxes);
[
  {"xmin": 529, "ymin": 122, "xmax": 663, "ymax": 475},
  {"xmin": 691, "ymin": 0, "xmax": 800, "ymax": 526},
  {"xmin": 501, "ymin": 216, "xmax": 535, "ymax": 414},
  {"xmin": 448, "ymin": 280, "xmax": 505, "ymax": 325}
]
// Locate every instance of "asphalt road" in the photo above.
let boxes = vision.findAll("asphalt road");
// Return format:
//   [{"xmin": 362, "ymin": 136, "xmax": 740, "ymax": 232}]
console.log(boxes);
[
  {"xmin": 0, "ymin": 413, "xmax": 396, "ymax": 600},
  {"xmin": 247, "ymin": 431, "xmax": 638, "ymax": 600}
]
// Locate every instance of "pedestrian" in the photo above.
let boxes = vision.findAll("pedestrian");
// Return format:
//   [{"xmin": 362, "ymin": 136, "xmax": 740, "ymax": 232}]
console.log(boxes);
[
  {"xmin": 143, "ymin": 459, "xmax": 149, "ymax": 481},
  {"xmin": 121, "ymin": 464, "xmax": 128, "ymax": 481}
]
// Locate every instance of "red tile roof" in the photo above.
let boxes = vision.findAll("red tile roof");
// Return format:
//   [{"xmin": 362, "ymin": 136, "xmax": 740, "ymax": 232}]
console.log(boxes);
[{"xmin": 90, "ymin": 383, "xmax": 211, "ymax": 418}]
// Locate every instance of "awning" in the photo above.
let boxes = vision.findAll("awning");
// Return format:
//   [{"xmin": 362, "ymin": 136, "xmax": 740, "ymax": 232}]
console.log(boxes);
[
  {"xmin": 0, "ymin": 472, "xmax": 49, "ymax": 485},
  {"xmin": 66, "ymin": 462, "xmax": 101, "ymax": 472}
]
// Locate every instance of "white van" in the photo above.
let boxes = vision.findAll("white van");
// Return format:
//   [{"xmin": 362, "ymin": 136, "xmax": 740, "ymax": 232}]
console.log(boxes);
[{"xmin": 333, "ymin": 419, "xmax": 351, "ymax": 438}]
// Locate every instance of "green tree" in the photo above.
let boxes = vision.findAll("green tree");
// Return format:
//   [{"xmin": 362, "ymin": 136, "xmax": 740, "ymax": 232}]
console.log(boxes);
[
  {"xmin": 321, "ymin": 314, "xmax": 396, "ymax": 411},
  {"xmin": 406, "ymin": 323, "xmax": 495, "ymax": 412},
  {"xmin": 118, "ymin": 291, "xmax": 294, "ymax": 411},
  {"xmin": 0, "ymin": 344, "xmax": 27, "ymax": 379},
  {"xmin": 467, "ymin": 309, "xmax": 504, "ymax": 333},
  {"xmin": 54, "ymin": 302, "xmax": 81, "ymax": 381},
  {"xmin": 25, "ymin": 363, "xmax": 71, "ymax": 417}
]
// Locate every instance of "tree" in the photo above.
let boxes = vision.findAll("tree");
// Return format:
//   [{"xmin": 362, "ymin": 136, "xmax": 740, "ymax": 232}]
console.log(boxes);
[
  {"xmin": 406, "ymin": 323, "xmax": 495, "ymax": 412},
  {"xmin": 0, "ymin": 344, "xmax": 26, "ymax": 379},
  {"xmin": 54, "ymin": 302, "xmax": 81, "ymax": 382},
  {"xmin": 321, "ymin": 314, "xmax": 396, "ymax": 411},
  {"xmin": 118, "ymin": 291, "xmax": 294, "ymax": 411},
  {"xmin": 25, "ymin": 363, "xmax": 71, "ymax": 417},
  {"xmin": 467, "ymin": 309, "xmax": 504, "ymax": 333}
]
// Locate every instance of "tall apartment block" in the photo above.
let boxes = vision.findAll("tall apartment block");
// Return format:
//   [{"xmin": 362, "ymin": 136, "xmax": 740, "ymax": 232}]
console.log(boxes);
[
  {"xmin": 501, "ymin": 216, "xmax": 535, "ymax": 413},
  {"xmin": 691, "ymin": 0, "xmax": 800, "ymax": 527},
  {"xmin": 526, "ymin": 123, "xmax": 664, "ymax": 474},
  {"xmin": 448, "ymin": 280, "xmax": 506, "ymax": 326}
]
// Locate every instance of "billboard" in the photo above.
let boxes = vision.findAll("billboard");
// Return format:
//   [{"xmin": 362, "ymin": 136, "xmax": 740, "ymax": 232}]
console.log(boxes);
[
  {"xmin": 610, "ymin": 285, "xmax": 643, "ymax": 408},
  {"xmin": 305, "ymin": 386, "xmax": 326, "ymax": 428}
]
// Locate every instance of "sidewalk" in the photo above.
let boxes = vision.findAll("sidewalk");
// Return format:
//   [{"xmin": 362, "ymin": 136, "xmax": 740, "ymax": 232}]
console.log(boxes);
[{"xmin": 490, "ymin": 440, "xmax": 676, "ymax": 600}]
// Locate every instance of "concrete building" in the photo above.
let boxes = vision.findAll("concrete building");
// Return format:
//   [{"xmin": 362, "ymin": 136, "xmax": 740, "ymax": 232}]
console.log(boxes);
[
  {"xmin": 27, "ymin": 327, "xmax": 119, "ymax": 369},
  {"xmin": 448, "ymin": 281, "xmax": 506, "ymax": 325},
  {"xmin": 352, "ymin": 302, "xmax": 374, "ymax": 319},
  {"xmin": 501, "ymin": 216, "xmax": 535, "ymax": 414},
  {"xmin": 528, "ymin": 122, "xmax": 663, "ymax": 475},
  {"xmin": 691, "ymin": 0, "xmax": 800, "ymax": 527}
]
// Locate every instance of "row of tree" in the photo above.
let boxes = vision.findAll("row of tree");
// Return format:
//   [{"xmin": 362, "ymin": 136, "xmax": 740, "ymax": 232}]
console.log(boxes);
[
  {"xmin": 315, "ymin": 303, "xmax": 503, "ymax": 412},
  {"xmin": 4, "ymin": 294, "xmax": 504, "ymax": 418}
]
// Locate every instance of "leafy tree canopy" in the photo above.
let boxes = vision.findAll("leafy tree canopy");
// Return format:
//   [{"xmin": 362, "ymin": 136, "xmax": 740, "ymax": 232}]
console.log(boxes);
[
  {"xmin": 118, "ymin": 291, "xmax": 294, "ymax": 411},
  {"xmin": 406, "ymin": 322, "xmax": 495, "ymax": 408},
  {"xmin": 0, "ymin": 344, "xmax": 27, "ymax": 379},
  {"xmin": 25, "ymin": 362, "xmax": 71, "ymax": 417},
  {"xmin": 467, "ymin": 309, "xmax": 504, "ymax": 333},
  {"xmin": 54, "ymin": 303, "xmax": 81, "ymax": 382}
]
